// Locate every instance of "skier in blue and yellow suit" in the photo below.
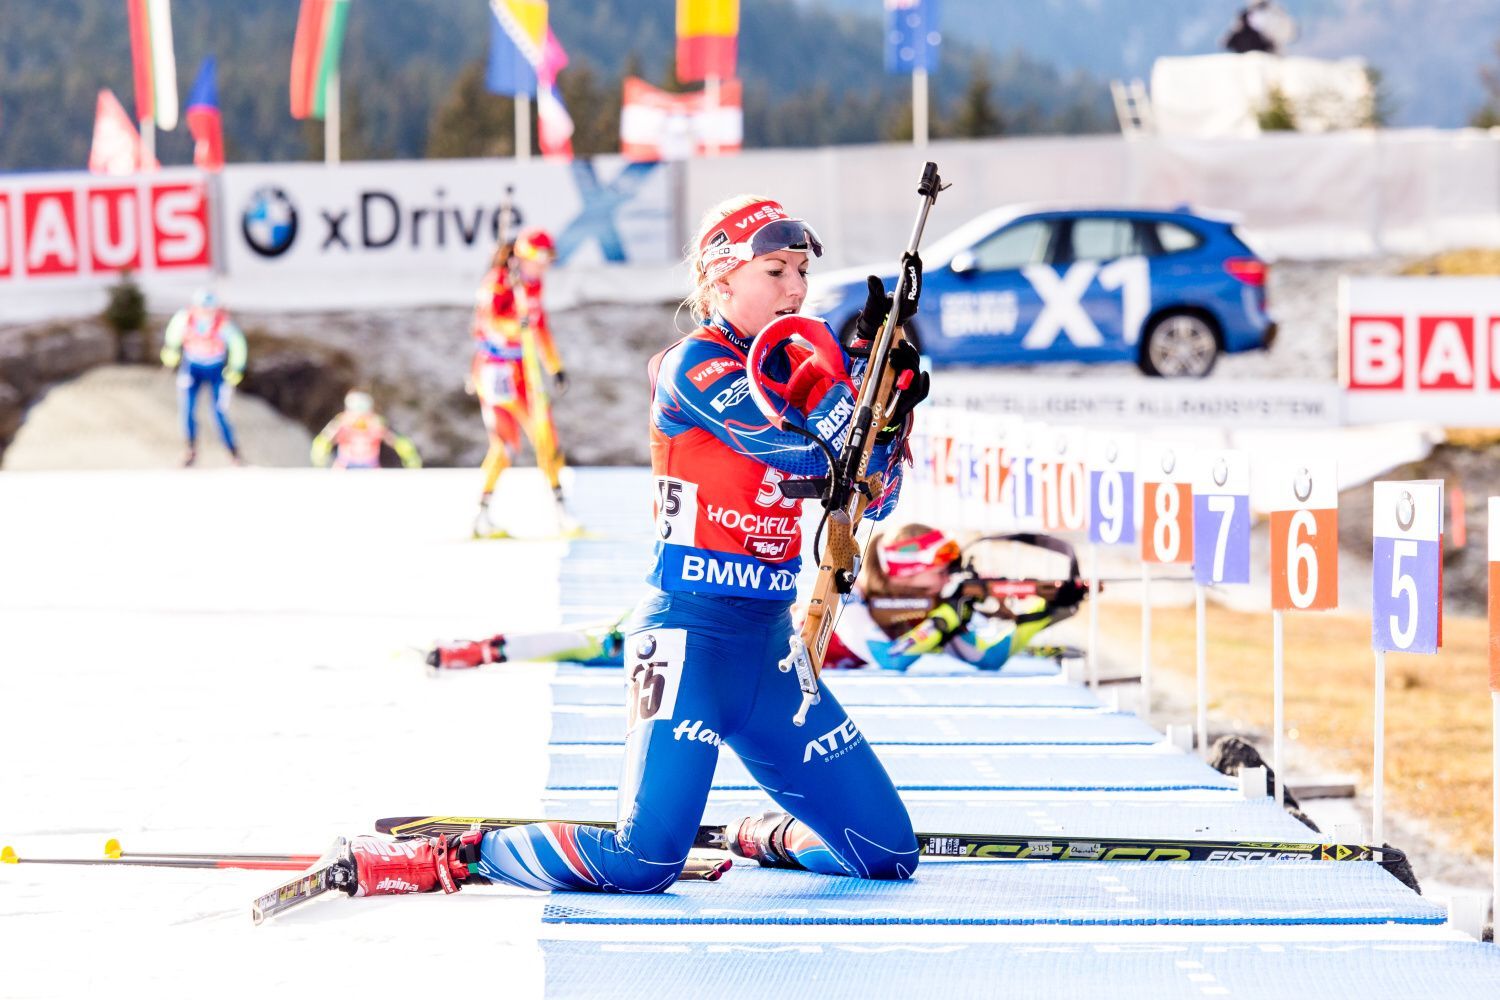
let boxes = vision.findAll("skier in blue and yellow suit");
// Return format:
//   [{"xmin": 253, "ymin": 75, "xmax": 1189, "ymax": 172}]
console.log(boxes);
[
  {"xmin": 160, "ymin": 289, "xmax": 247, "ymax": 467},
  {"xmin": 344, "ymin": 196, "xmax": 931, "ymax": 898}
]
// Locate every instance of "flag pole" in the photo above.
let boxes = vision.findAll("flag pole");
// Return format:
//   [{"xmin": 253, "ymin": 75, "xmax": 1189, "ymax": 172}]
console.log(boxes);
[
  {"xmin": 912, "ymin": 67, "xmax": 929, "ymax": 148},
  {"xmin": 327, "ymin": 71, "xmax": 341, "ymax": 165},
  {"xmin": 706, "ymin": 75, "xmax": 720, "ymax": 156},
  {"xmin": 515, "ymin": 94, "xmax": 531, "ymax": 160}
]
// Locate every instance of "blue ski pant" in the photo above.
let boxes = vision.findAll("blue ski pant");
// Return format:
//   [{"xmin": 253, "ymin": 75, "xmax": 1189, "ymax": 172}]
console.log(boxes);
[
  {"xmin": 474, "ymin": 587, "xmax": 919, "ymax": 893},
  {"xmin": 178, "ymin": 362, "xmax": 237, "ymax": 452}
]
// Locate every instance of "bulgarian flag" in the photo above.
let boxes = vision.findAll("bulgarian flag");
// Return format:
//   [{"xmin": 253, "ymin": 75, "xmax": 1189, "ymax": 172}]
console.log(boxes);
[
  {"xmin": 125, "ymin": 0, "xmax": 179, "ymax": 130},
  {"xmin": 290, "ymin": 0, "xmax": 352, "ymax": 120},
  {"xmin": 676, "ymin": 0, "xmax": 738, "ymax": 82}
]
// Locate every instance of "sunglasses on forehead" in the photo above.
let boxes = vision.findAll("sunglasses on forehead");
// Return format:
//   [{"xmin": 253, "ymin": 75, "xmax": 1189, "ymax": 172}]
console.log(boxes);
[{"xmin": 701, "ymin": 218, "xmax": 825, "ymax": 271}]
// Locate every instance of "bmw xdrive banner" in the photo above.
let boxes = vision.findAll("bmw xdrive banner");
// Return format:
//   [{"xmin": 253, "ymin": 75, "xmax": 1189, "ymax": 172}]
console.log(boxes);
[{"xmin": 221, "ymin": 155, "xmax": 672, "ymax": 288}]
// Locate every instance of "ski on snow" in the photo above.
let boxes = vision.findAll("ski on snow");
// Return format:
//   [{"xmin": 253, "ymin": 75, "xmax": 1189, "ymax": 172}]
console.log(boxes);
[{"xmin": 375, "ymin": 814, "xmax": 1406, "ymax": 866}]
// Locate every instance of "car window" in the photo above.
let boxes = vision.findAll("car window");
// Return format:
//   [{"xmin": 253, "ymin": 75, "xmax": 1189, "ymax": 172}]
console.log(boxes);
[
  {"xmin": 1155, "ymin": 222, "xmax": 1203, "ymax": 254},
  {"xmin": 1066, "ymin": 218, "xmax": 1142, "ymax": 262},
  {"xmin": 970, "ymin": 220, "xmax": 1051, "ymax": 271}
]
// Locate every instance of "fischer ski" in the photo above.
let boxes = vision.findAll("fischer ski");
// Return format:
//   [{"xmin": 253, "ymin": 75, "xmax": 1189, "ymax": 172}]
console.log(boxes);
[{"xmin": 374, "ymin": 815, "xmax": 1406, "ymax": 867}]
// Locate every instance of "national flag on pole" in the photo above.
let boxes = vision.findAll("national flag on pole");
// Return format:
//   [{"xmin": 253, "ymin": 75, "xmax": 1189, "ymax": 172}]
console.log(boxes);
[
  {"xmin": 290, "ymin": 0, "xmax": 351, "ymax": 120},
  {"xmin": 486, "ymin": 0, "xmax": 548, "ymax": 97},
  {"xmin": 536, "ymin": 29, "xmax": 574, "ymax": 160},
  {"xmin": 884, "ymin": 0, "xmax": 941, "ymax": 75},
  {"xmin": 676, "ymin": 0, "xmax": 739, "ymax": 83},
  {"xmin": 90, "ymin": 88, "xmax": 157, "ymax": 175},
  {"xmin": 620, "ymin": 76, "xmax": 742, "ymax": 161},
  {"xmin": 185, "ymin": 56, "xmax": 225, "ymax": 171},
  {"xmin": 125, "ymin": 0, "xmax": 179, "ymax": 129}
]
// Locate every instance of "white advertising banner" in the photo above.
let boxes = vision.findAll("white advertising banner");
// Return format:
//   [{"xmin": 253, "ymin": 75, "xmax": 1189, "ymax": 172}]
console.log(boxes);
[
  {"xmin": 1341, "ymin": 276, "xmax": 1500, "ymax": 426},
  {"xmin": 218, "ymin": 156, "xmax": 675, "ymax": 308},
  {"xmin": 929, "ymin": 373, "xmax": 1342, "ymax": 428}
]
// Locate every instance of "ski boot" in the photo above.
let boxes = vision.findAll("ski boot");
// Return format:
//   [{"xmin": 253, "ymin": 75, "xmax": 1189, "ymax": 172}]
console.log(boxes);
[
  {"xmin": 552, "ymin": 486, "xmax": 585, "ymax": 540},
  {"xmin": 723, "ymin": 810, "xmax": 807, "ymax": 870},
  {"xmin": 472, "ymin": 501, "xmax": 508, "ymax": 540},
  {"xmin": 425, "ymin": 635, "xmax": 506, "ymax": 672},
  {"xmin": 346, "ymin": 831, "xmax": 489, "ymax": 897},
  {"xmin": 182, "ymin": 446, "xmax": 197, "ymax": 468}
]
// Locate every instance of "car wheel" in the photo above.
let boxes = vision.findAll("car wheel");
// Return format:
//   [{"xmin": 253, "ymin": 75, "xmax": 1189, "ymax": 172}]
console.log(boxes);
[{"xmin": 1139, "ymin": 312, "xmax": 1219, "ymax": 378}]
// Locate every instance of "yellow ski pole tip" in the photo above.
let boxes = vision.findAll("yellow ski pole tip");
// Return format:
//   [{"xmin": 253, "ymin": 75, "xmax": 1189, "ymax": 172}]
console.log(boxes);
[
  {"xmin": 1, "ymin": 846, "xmax": 16, "ymax": 864},
  {"xmin": 104, "ymin": 838, "xmax": 122, "ymax": 859}
]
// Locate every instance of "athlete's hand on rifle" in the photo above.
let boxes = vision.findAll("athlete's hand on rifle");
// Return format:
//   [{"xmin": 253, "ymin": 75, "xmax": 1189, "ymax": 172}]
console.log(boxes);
[
  {"xmin": 552, "ymin": 369, "xmax": 570, "ymax": 396},
  {"xmin": 875, "ymin": 340, "xmax": 930, "ymax": 443},
  {"xmin": 890, "ymin": 586, "xmax": 976, "ymax": 657},
  {"xmin": 849, "ymin": 252, "xmax": 923, "ymax": 354}
]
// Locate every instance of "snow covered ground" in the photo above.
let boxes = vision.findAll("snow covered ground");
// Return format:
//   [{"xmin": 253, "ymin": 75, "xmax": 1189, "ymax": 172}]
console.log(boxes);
[{"xmin": 3, "ymin": 468, "xmax": 1497, "ymax": 999}]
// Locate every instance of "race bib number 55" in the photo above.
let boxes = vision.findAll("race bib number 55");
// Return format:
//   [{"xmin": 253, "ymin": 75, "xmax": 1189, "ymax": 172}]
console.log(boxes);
[{"xmin": 626, "ymin": 628, "xmax": 686, "ymax": 733}]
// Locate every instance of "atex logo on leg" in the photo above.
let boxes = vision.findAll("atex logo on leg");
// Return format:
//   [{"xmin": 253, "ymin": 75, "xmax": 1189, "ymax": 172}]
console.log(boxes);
[{"xmin": 803, "ymin": 716, "xmax": 862, "ymax": 763}]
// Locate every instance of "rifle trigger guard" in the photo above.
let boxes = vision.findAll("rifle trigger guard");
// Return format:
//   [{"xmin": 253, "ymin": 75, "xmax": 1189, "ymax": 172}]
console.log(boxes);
[{"xmin": 779, "ymin": 636, "xmax": 821, "ymax": 727}]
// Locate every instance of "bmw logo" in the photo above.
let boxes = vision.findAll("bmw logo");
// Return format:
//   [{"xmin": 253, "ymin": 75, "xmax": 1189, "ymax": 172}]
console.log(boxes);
[
  {"xmin": 635, "ymin": 634, "xmax": 657, "ymax": 659},
  {"xmin": 241, "ymin": 186, "xmax": 298, "ymax": 258}
]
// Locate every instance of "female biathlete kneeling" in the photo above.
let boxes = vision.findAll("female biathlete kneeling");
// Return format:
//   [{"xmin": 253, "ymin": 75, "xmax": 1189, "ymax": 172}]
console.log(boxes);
[{"xmin": 343, "ymin": 194, "xmax": 930, "ymax": 897}]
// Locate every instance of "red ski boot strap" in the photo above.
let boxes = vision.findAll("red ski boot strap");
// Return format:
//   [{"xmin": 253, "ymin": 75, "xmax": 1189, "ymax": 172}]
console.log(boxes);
[{"xmin": 433, "ymin": 836, "xmax": 461, "ymax": 894}]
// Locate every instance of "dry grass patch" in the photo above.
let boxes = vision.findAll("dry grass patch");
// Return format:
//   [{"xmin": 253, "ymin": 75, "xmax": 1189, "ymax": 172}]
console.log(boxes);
[{"xmin": 1096, "ymin": 603, "xmax": 1496, "ymax": 858}]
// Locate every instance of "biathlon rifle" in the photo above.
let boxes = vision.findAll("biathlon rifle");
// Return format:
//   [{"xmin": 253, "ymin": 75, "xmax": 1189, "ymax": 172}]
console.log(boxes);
[{"xmin": 779, "ymin": 161, "xmax": 948, "ymax": 725}]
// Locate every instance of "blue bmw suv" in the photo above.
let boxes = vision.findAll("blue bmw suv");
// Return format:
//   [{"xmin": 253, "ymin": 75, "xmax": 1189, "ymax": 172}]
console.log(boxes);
[{"xmin": 804, "ymin": 206, "xmax": 1275, "ymax": 377}]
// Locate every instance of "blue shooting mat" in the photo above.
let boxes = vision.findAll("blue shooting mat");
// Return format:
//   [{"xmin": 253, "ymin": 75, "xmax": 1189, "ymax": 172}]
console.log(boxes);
[
  {"xmin": 547, "ymin": 746, "xmax": 1237, "ymax": 793},
  {"xmin": 550, "ymin": 673, "xmax": 1094, "ymax": 708},
  {"xmin": 540, "ymin": 938, "xmax": 1500, "ymax": 998},
  {"xmin": 548, "ymin": 707, "xmax": 1160, "ymax": 746},
  {"xmin": 539, "ymin": 861, "xmax": 1441, "ymax": 926},
  {"xmin": 537, "ymin": 793, "xmax": 1321, "ymax": 842}
]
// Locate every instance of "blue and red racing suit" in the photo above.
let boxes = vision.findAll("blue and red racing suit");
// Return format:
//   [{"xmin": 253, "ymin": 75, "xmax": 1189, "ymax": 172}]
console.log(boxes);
[{"xmin": 472, "ymin": 315, "xmax": 920, "ymax": 892}]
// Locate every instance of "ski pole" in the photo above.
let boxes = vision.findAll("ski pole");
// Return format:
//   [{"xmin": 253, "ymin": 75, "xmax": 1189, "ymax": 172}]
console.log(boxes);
[
  {"xmin": 3, "ymin": 844, "xmax": 313, "ymax": 872},
  {"xmin": 105, "ymin": 838, "xmax": 322, "ymax": 866}
]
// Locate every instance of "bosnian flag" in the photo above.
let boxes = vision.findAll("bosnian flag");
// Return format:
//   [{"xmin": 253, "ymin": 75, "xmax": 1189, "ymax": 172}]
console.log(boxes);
[
  {"xmin": 126, "ymin": 0, "xmax": 179, "ymax": 129},
  {"xmin": 89, "ymin": 88, "xmax": 157, "ymax": 175},
  {"xmin": 290, "ymin": 0, "xmax": 352, "ymax": 120},
  {"xmin": 185, "ymin": 56, "xmax": 225, "ymax": 171},
  {"xmin": 536, "ymin": 28, "xmax": 573, "ymax": 160},
  {"xmin": 486, "ymin": 0, "xmax": 546, "ymax": 97},
  {"xmin": 620, "ymin": 76, "xmax": 742, "ymax": 161}
]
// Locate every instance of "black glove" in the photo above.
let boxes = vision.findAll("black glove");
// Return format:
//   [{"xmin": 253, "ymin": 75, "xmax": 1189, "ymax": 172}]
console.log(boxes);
[
  {"xmin": 553, "ymin": 369, "xmax": 569, "ymax": 396},
  {"xmin": 850, "ymin": 253, "xmax": 924, "ymax": 349},
  {"xmin": 875, "ymin": 340, "xmax": 930, "ymax": 442}
]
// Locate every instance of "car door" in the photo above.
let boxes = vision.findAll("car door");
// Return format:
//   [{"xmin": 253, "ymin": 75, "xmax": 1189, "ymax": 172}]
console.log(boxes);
[
  {"xmin": 1039, "ymin": 215, "xmax": 1153, "ymax": 363},
  {"xmin": 922, "ymin": 217, "xmax": 1057, "ymax": 364}
]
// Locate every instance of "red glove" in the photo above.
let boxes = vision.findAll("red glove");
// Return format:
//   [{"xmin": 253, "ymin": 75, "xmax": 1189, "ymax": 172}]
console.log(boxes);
[{"xmin": 785, "ymin": 353, "xmax": 853, "ymax": 412}]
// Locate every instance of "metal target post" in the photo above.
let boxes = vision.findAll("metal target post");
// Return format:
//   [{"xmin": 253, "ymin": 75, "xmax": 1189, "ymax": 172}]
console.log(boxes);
[
  {"xmin": 1085, "ymin": 432, "xmax": 1137, "ymax": 694},
  {"xmin": 1088, "ymin": 541, "xmax": 1101, "ymax": 690},
  {"xmin": 1269, "ymin": 460, "xmax": 1339, "ymax": 811},
  {"xmin": 1138, "ymin": 442, "xmax": 1192, "ymax": 720},
  {"xmin": 1370, "ymin": 480, "xmax": 1444, "ymax": 845},
  {"xmin": 1191, "ymin": 450, "xmax": 1250, "ymax": 759},
  {"xmin": 1490, "ymin": 496, "xmax": 1499, "ymax": 928}
]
